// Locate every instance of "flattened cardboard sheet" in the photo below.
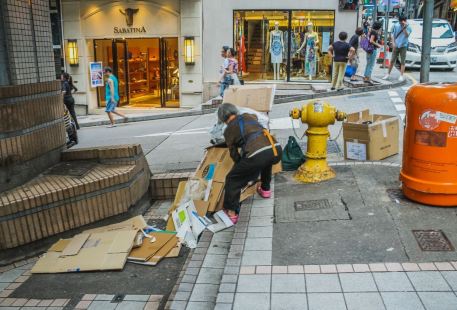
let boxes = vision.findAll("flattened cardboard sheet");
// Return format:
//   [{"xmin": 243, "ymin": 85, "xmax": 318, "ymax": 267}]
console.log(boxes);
[
  {"xmin": 130, "ymin": 235, "xmax": 179, "ymax": 266},
  {"xmin": 31, "ymin": 230, "xmax": 137, "ymax": 273}
]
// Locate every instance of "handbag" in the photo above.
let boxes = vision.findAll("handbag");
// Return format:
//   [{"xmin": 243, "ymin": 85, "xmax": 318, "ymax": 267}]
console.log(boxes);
[
  {"xmin": 281, "ymin": 136, "xmax": 306, "ymax": 171},
  {"xmin": 360, "ymin": 36, "xmax": 374, "ymax": 53}
]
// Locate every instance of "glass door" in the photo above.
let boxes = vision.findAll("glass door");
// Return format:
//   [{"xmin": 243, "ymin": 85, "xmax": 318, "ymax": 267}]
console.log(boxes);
[
  {"xmin": 160, "ymin": 38, "xmax": 180, "ymax": 108},
  {"xmin": 94, "ymin": 39, "xmax": 128, "ymax": 107},
  {"xmin": 113, "ymin": 40, "xmax": 128, "ymax": 106}
]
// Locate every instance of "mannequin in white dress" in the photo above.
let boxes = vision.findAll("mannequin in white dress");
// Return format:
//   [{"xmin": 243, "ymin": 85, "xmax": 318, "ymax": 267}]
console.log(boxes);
[{"xmin": 269, "ymin": 22, "xmax": 284, "ymax": 80}]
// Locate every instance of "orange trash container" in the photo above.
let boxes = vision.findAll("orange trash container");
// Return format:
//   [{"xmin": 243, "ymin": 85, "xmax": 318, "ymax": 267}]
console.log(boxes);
[{"xmin": 400, "ymin": 83, "xmax": 457, "ymax": 206}]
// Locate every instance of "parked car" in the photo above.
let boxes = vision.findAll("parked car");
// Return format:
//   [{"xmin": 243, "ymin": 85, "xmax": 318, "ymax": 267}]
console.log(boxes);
[{"xmin": 405, "ymin": 19, "xmax": 457, "ymax": 70}]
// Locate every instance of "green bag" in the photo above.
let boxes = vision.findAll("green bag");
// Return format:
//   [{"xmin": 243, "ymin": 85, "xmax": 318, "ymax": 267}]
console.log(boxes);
[{"xmin": 281, "ymin": 136, "xmax": 306, "ymax": 171}]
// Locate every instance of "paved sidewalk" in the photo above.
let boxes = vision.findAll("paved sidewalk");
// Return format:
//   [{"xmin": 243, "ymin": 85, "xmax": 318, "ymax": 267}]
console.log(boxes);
[{"xmin": 165, "ymin": 160, "xmax": 457, "ymax": 310}]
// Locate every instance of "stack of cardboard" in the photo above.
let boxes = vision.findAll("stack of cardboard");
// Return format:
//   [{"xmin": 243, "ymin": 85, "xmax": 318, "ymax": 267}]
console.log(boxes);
[
  {"xmin": 32, "ymin": 86, "xmax": 283, "ymax": 274},
  {"xmin": 32, "ymin": 216, "xmax": 180, "ymax": 273}
]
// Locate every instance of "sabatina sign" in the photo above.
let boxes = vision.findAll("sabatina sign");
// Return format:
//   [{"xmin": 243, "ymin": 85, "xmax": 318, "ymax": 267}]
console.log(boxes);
[{"xmin": 114, "ymin": 26, "xmax": 146, "ymax": 34}]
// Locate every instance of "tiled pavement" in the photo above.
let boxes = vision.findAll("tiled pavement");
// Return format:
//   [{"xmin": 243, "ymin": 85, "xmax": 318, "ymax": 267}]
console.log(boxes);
[
  {"xmin": 3, "ymin": 161, "xmax": 457, "ymax": 310},
  {"xmin": 167, "ymin": 175, "xmax": 457, "ymax": 310}
]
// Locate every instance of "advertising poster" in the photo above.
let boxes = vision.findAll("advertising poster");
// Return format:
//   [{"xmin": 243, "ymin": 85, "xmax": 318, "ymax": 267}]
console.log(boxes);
[
  {"xmin": 322, "ymin": 32, "xmax": 331, "ymax": 52},
  {"xmin": 89, "ymin": 62, "xmax": 104, "ymax": 88}
]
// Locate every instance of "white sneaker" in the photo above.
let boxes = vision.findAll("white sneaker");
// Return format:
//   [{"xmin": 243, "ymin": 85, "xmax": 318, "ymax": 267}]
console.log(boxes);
[
  {"xmin": 398, "ymin": 76, "xmax": 405, "ymax": 82},
  {"xmin": 107, "ymin": 124, "xmax": 116, "ymax": 128},
  {"xmin": 382, "ymin": 74, "xmax": 390, "ymax": 80}
]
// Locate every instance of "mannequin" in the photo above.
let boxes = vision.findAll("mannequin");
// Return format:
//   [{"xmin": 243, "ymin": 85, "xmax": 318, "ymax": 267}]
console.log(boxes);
[
  {"xmin": 269, "ymin": 21, "xmax": 284, "ymax": 80},
  {"xmin": 296, "ymin": 22, "xmax": 319, "ymax": 80}
]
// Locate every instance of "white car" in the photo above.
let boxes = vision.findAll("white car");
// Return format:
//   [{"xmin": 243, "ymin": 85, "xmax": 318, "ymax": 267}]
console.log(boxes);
[{"xmin": 405, "ymin": 19, "xmax": 457, "ymax": 70}]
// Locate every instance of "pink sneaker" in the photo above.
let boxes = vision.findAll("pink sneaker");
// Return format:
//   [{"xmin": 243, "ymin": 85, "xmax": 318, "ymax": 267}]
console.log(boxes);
[
  {"xmin": 257, "ymin": 186, "xmax": 272, "ymax": 199},
  {"xmin": 224, "ymin": 210, "xmax": 239, "ymax": 224}
]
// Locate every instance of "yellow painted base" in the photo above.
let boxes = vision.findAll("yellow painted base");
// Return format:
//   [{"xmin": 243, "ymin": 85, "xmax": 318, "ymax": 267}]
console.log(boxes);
[{"xmin": 294, "ymin": 161, "xmax": 336, "ymax": 184}]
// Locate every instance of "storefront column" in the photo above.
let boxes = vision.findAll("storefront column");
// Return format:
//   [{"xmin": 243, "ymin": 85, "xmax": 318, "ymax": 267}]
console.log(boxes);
[
  {"xmin": 62, "ymin": 1, "xmax": 90, "ymax": 115},
  {"xmin": 180, "ymin": 0, "xmax": 203, "ymax": 107}
]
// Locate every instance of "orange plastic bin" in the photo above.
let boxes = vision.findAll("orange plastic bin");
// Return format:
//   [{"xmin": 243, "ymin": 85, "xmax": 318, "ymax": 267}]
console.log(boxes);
[{"xmin": 400, "ymin": 83, "xmax": 457, "ymax": 206}]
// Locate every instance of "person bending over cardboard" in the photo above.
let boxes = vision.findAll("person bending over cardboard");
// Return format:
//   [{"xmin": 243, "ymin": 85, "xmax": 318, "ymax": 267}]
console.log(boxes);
[{"xmin": 218, "ymin": 103, "xmax": 282, "ymax": 224}]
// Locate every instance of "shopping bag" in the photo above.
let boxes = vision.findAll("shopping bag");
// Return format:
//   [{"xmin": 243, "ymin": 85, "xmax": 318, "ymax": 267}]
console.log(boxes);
[
  {"xmin": 281, "ymin": 136, "xmax": 306, "ymax": 171},
  {"xmin": 344, "ymin": 64, "xmax": 354, "ymax": 77}
]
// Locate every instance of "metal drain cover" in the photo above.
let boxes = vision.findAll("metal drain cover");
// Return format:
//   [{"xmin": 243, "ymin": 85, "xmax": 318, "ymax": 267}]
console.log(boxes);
[
  {"xmin": 413, "ymin": 230, "xmax": 454, "ymax": 251},
  {"xmin": 46, "ymin": 161, "xmax": 96, "ymax": 177},
  {"xmin": 295, "ymin": 199, "xmax": 331, "ymax": 211}
]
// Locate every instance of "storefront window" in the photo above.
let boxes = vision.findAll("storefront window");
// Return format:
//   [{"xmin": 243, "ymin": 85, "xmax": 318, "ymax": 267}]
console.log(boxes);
[
  {"xmin": 234, "ymin": 10, "xmax": 335, "ymax": 82},
  {"xmin": 289, "ymin": 11, "xmax": 335, "ymax": 81},
  {"xmin": 94, "ymin": 38, "xmax": 179, "ymax": 108}
]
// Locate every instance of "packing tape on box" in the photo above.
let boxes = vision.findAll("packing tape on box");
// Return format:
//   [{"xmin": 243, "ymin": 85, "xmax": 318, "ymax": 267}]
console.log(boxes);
[{"xmin": 381, "ymin": 120, "xmax": 387, "ymax": 138}]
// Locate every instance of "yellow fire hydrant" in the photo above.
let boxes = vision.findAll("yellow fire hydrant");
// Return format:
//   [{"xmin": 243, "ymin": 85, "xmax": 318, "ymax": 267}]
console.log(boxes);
[{"xmin": 290, "ymin": 101, "xmax": 346, "ymax": 183}]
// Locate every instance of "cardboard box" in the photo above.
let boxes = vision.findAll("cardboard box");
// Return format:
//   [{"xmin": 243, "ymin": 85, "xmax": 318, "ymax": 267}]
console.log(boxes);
[
  {"xmin": 343, "ymin": 110, "xmax": 399, "ymax": 161},
  {"xmin": 195, "ymin": 147, "xmax": 234, "ymax": 183},
  {"xmin": 223, "ymin": 85, "xmax": 275, "ymax": 112},
  {"xmin": 32, "ymin": 230, "xmax": 137, "ymax": 273}
]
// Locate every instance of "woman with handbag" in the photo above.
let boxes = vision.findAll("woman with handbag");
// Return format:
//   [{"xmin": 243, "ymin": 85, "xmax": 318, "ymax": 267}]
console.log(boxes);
[
  {"xmin": 218, "ymin": 103, "xmax": 282, "ymax": 224},
  {"xmin": 363, "ymin": 21, "xmax": 383, "ymax": 83}
]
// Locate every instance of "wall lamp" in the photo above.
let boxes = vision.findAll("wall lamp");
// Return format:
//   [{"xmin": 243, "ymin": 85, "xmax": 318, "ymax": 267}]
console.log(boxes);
[
  {"xmin": 184, "ymin": 37, "xmax": 195, "ymax": 65},
  {"xmin": 67, "ymin": 39, "xmax": 79, "ymax": 67}
]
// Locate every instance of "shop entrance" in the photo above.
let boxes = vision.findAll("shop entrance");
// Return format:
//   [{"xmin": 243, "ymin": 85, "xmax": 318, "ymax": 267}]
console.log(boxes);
[{"xmin": 94, "ymin": 38, "xmax": 179, "ymax": 108}]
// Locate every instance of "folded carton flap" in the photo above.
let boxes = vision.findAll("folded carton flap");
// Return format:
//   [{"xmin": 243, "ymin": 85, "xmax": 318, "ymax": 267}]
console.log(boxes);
[
  {"xmin": 101, "ymin": 253, "xmax": 129, "ymax": 271},
  {"xmin": 128, "ymin": 232, "xmax": 176, "ymax": 261},
  {"xmin": 346, "ymin": 109, "xmax": 370, "ymax": 123},
  {"xmin": 193, "ymin": 200, "xmax": 210, "ymax": 217},
  {"xmin": 62, "ymin": 233, "xmax": 90, "ymax": 256},
  {"xmin": 207, "ymin": 182, "xmax": 225, "ymax": 212},
  {"xmin": 49, "ymin": 239, "xmax": 71, "ymax": 252},
  {"xmin": 108, "ymin": 230, "xmax": 138, "ymax": 254},
  {"xmin": 147, "ymin": 235, "xmax": 179, "ymax": 266}
]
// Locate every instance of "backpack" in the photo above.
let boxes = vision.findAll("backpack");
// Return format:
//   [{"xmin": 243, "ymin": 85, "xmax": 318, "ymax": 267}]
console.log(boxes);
[
  {"xmin": 360, "ymin": 35, "xmax": 374, "ymax": 53},
  {"xmin": 281, "ymin": 136, "xmax": 306, "ymax": 171}
]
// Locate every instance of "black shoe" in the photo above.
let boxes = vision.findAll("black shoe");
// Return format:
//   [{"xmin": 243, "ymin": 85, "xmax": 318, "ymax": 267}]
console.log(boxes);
[{"xmin": 330, "ymin": 87, "xmax": 336, "ymax": 91}]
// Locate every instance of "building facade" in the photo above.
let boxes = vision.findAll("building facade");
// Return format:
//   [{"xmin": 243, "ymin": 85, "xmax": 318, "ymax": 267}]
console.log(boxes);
[
  {"xmin": 60, "ymin": 0, "xmax": 356, "ymax": 112},
  {"xmin": 202, "ymin": 0, "xmax": 357, "ymax": 95},
  {"xmin": 61, "ymin": 0, "xmax": 202, "ymax": 114}
]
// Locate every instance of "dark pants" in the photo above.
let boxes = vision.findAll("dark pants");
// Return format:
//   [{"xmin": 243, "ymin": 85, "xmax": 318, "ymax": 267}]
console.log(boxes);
[
  {"xmin": 224, "ymin": 146, "xmax": 282, "ymax": 212},
  {"xmin": 64, "ymin": 97, "xmax": 80, "ymax": 130}
]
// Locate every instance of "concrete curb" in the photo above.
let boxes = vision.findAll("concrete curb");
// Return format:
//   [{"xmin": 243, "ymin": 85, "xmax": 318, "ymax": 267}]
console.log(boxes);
[
  {"xmin": 274, "ymin": 78, "xmax": 407, "ymax": 104},
  {"xmin": 79, "ymin": 108, "xmax": 218, "ymax": 128},
  {"xmin": 79, "ymin": 79, "xmax": 406, "ymax": 128}
]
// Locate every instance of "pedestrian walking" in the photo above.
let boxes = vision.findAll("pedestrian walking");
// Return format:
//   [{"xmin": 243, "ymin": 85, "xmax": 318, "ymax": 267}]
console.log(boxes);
[
  {"xmin": 61, "ymin": 72, "xmax": 80, "ymax": 130},
  {"xmin": 348, "ymin": 27, "xmax": 364, "ymax": 81},
  {"xmin": 363, "ymin": 21, "xmax": 383, "ymax": 83},
  {"xmin": 218, "ymin": 103, "xmax": 282, "ymax": 224},
  {"xmin": 219, "ymin": 46, "xmax": 231, "ymax": 97},
  {"xmin": 382, "ymin": 15, "xmax": 412, "ymax": 82},
  {"xmin": 226, "ymin": 48, "xmax": 241, "ymax": 85},
  {"xmin": 104, "ymin": 67, "xmax": 127, "ymax": 127},
  {"xmin": 328, "ymin": 32, "xmax": 355, "ymax": 91}
]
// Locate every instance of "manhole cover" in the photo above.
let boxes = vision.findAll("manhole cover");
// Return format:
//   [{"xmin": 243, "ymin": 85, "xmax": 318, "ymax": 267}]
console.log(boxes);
[
  {"xmin": 294, "ymin": 199, "xmax": 331, "ymax": 211},
  {"xmin": 45, "ymin": 161, "xmax": 96, "ymax": 177},
  {"xmin": 413, "ymin": 230, "xmax": 454, "ymax": 251}
]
